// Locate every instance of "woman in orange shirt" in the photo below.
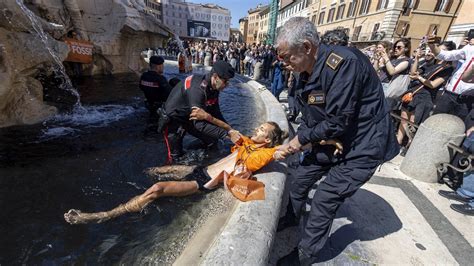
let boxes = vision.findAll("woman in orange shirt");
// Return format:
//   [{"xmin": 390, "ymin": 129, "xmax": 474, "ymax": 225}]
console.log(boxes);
[{"xmin": 64, "ymin": 121, "xmax": 289, "ymax": 224}]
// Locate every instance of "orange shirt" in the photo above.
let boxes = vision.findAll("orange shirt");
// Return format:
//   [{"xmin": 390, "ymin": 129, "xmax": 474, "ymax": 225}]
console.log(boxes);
[{"xmin": 231, "ymin": 136, "xmax": 277, "ymax": 173}]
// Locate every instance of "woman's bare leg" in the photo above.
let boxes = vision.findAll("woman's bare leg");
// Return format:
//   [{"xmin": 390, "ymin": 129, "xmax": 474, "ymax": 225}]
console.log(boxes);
[
  {"xmin": 64, "ymin": 181, "xmax": 199, "ymax": 224},
  {"xmin": 397, "ymin": 111, "xmax": 411, "ymax": 144}
]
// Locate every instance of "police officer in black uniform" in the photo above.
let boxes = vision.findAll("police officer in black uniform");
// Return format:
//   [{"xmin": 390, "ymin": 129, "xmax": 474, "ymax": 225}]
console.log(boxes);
[
  {"xmin": 139, "ymin": 56, "xmax": 172, "ymax": 122},
  {"xmin": 159, "ymin": 60, "xmax": 240, "ymax": 160},
  {"xmin": 274, "ymin": 17, "xmax": 399, "ymax": 265}
]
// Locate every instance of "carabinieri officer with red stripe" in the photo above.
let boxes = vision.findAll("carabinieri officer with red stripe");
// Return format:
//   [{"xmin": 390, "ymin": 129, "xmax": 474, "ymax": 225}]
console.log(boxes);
[{"xmin": 158, "ymin": 60, "xmax": 240, "ymax": 162}]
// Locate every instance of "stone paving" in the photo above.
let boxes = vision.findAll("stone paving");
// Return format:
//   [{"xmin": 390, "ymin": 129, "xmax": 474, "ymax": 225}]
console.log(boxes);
[{"xmin": 266, "ymin": 88, "xmax": 474, "ymax": 265}]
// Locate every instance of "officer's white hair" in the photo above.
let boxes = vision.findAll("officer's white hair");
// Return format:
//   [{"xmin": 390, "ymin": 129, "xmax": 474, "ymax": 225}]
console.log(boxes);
[{"xmin": 276, "ymin": 17, "xmax": 320, "ymax": 49}]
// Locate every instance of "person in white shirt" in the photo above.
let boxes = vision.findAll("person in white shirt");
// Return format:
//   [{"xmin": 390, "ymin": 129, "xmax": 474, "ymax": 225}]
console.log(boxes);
[{"xmin": 428, "ymin": 36, "xmax": 474, "ymax": 126}]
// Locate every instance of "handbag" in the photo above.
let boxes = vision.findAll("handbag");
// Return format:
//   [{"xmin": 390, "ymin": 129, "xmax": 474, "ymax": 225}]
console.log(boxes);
[
  {"xmin": 385, "ymin": 74, "xmax": 411, "ymax": 99},
  {"xmin": 223, "ymin": 145, "xmax": 266, "ymax": 202},
  {"xmin": 402, "ymin": 65, "xmax": 447, "ymax": 104}
]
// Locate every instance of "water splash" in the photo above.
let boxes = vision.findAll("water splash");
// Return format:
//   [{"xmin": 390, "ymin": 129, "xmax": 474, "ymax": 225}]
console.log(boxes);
[
  {"xmin": 15, "ymin": 0, "xmax": 81, "ymax": 107},
  {"xmin": 39, "ymin": 105, "xmax": 137, "ymax": 140}
]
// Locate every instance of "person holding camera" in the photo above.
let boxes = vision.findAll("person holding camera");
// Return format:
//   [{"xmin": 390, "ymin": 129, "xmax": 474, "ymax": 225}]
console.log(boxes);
[
  {"xmin": 428, "ymin": 35, "xmax": 474, "ymax": 127},
  {"xmin": 396, "ymin": 43, "xmax": 455, "ymax": 147}
]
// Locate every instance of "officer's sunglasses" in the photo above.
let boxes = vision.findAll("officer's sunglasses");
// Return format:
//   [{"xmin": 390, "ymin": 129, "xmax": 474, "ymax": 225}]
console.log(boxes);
[{"xmin": 395, "ymin": 45, "xmax": 404, "ymax": 50}]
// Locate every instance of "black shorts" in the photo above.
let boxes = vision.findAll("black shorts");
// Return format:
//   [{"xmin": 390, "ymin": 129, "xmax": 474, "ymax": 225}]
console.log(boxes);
[{"xmin": 184, "ymin": 167, "xmax": 213, "ymax": 192}]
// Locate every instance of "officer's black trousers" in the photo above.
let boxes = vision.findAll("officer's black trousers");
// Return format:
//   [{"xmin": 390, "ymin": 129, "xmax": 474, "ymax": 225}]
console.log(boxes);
[
  {"xmin": 168, "ymin": 118, "xmax": 227, "ymax": 149},
  {"xmin": 290, "ymin": 160, "xmax": 377, "ymax": 257}
]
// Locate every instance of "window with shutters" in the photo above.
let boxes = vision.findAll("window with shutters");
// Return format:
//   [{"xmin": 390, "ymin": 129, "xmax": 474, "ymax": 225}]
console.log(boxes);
[
  {"xmin": 318, "ymin": 12, "xmax": 326, "ymax": 25},
  {"xmin": 434, "ymin": 0, "xmax": 453, "ymax": 13},
  {"xmin": 327, "ymin": 8, "xmax": 336, "ymax": 23},
  {"xmin": 347, "ymin": 0, "xmax": 358, "ymax": 17},
  {"xmin": 396, "ymin": 21, "xmax": 410, "ymax": 36},
  {"xmin": 376, "ymin": 0, "xmax": 389, "ymax": 10},
  {"xmin": 352, "ymin": 25, "xmax": 362, "ymax": 41},
  {"xmin": 336, "ymin": 4, "xmax": 346, "ymax": 20},
  {"xmin": 427, "ymin": 24, "xmax": 439, "ymax": 35},
  {"xmin": 359, "ymin": 0, "xmax": 371, "ymax": 15}
]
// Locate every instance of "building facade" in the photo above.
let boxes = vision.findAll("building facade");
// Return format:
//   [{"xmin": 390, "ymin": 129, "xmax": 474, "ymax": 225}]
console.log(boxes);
[
  {"xmin": 276, "ymin": 0, "xmax": 312, "ymax": 33},
  {"xmin": 309, "ymin": 0, "xmax": 462, "ymax": 48},
  {"xmin": 446, "ymin": 0, "xmax": 474, "ymax": 45},
  {"xmin": 144, "ymin": 0, "xmax": 163, "ymax": 22},
  {"xmin": 257, "ymin": 5, "xmax": 271, "ymax": 44},
  {"xmin": 239, "ymin": 17, "xmax": 249, "ymax": 43},
  {"xmin": 161, "ymin": 0, "xmax": 231, "ymax": 41},
  {"xmin": 247, "ymin": 5, "xmax": 268, "ymax": 44}
]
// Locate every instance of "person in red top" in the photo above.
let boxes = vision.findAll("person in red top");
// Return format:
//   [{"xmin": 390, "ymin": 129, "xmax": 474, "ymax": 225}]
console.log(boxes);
[{"xmin": 64, "ymin": 121, "xmax": 289, "ymax": 224}]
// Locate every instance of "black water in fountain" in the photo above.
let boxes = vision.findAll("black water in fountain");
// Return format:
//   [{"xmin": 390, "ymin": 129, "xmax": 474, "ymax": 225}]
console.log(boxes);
[{"xmin": 0, "ymin": 64, "xmax": 264, "ymax": 264}]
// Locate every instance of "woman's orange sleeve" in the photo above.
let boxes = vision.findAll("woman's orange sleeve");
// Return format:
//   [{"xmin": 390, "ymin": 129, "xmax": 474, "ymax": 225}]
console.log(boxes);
[{"xmin": 246, "ymin": 147, "xmax": 277, "ymax": 172}]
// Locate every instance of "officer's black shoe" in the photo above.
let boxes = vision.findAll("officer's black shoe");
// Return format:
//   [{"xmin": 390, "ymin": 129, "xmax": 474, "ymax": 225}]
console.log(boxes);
[
  {"xmin": 399, "ymin": 146, "xmax": 408, "ymax": 157},
  {"xmin": 277, "ymin": 214, "xmax": 298, "ymax": 232},
  {"xmin": 450, "ymin": 203, "xmax": 474, "ymax": 216},
  {"xmin": 438, "ymin": 190, "xmax": 470, "ymax": 203},
  {"xmin": 277, "ymin": 248, "xmax": 317, "ymax": 266},
  {"xmin": 277, "ymin": 248, "xmax": 300, "ymax": 266}
]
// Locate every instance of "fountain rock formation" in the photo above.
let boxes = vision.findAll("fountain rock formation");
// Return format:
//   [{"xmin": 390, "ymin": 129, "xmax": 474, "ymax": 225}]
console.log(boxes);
[{"xmin": 0, "ymin": 0, "xmax": 171, "ymax": 127}]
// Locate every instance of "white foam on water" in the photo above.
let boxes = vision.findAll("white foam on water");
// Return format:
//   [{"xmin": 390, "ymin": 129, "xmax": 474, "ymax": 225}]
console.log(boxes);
[
  {"xmin": 38, "ymin": 105, "xmax": 137, "ymax": 141},
  {"xmin": 40, "ymin": 127, "xmax": 80, "ymax": 141},
  {"xmin": 50, "ymin": 105, "xmax": 136, "ymax": 127}
]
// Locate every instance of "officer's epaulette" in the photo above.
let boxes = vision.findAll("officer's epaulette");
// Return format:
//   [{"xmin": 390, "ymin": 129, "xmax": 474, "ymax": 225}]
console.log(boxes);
[{"xmin": 326, "ymin": 52, "xmax": 344, "ymax": 71}]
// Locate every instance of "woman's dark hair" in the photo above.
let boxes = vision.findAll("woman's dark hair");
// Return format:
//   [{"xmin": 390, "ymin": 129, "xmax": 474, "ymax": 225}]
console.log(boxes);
[
  {"xmin": 441, "ymin": 41, "xmax": 456, "ymax": 51},
  {"xmin": 266, "ymin": 121, "xmax": 289, "ymax": 147},
  {"xmin": 321, "ymin": 29, "xmax": 349, "ymax": 46},
  {"xmin": 394, "ymin": 38, "xmax": 411, "ymax": 57}
]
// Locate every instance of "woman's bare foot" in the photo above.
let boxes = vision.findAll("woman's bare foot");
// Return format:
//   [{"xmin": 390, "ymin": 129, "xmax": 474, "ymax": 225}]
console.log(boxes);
[
  {"xmin": 64, "ymin": 209, "xmax": 109, "ymax": 224},
  {"xmin": 144, "ymin": 165, "xmax": 196, "ymax": 180}
]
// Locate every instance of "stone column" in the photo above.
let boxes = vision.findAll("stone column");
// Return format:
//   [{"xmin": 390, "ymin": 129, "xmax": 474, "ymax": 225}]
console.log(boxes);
[{"xmin": 400, "ymin": 114, "xmax": 466, "ymax": 183}]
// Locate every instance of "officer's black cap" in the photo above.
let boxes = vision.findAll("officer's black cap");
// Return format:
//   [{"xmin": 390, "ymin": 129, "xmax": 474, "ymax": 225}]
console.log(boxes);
[
  {"xmin": 150, "ymin": 56, "xmax": 164, "ymax": 65},
  {"xmin": 212, "ymin": 60, "xmax": 235, "ymax": 80}
]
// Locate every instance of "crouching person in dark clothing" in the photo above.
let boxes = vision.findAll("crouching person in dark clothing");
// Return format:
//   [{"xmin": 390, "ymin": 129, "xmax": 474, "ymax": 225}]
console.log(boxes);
[
  {"xmin": 139, "ymin": 56, "xmax": 172, "ymax": 123},
  {"xmin": 159, "ymin": 60, "xmax": 240, "ymax": 161}
]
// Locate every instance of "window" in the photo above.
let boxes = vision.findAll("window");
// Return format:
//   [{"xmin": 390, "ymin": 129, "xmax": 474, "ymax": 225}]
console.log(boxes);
[
  {"xmin": 359, "ymin": 0, "xmax": 371, "ymax": 15},
  {"xmin": 434, "ymin": 0, "xmax": 453, "ymax": 13},
  {"xmin": 396, "ymin": 21, "xmax": 410, "ymax": 36},
  {"xmin": 347, "ymin": 0, "xmax": 358, "ymax": 17},
  {"xmin": 376, "ymin": 0, "xmax": 389, "ymax": 10},
  {"xmin": 311, "ymin": 14, "xmax": 317, "ymax": 23},
  {"xmin": 371, "ymin": 23, "xmax": 380, "ymax": 39},
  {"xmin": 427, "ymin": 24, "xmax": 439, "ymax": 35},
  {"xmin": 352, "ymin": 25, "xmax": 362, "ymax": 41},
  {"xmin": 318, "ymin": 12, "xmax": 326, "ymax": 25},
  {"xmin": 403, "ymin": 0, "xmax": 421, "ymax": 15},
  {"xmin": 336, "ymin": 4, "xmax": 346, "ymax": 20},
  {"xmin": 327, "ymin": 8, "xmax": 335, "ymax": 23}
]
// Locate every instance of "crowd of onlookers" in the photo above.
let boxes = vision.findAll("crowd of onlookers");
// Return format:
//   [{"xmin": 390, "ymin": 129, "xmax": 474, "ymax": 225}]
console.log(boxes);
[
  {"xmin": 156, "ymin": 30, "xmax": 474, "ymax": 215},
  {"xmin": 139, "ymin": 29, "xmax": 474, "ymax": 215},
  {"xmin": 159, "ymin": 33, "xmax": 474, "ymax": 149}
]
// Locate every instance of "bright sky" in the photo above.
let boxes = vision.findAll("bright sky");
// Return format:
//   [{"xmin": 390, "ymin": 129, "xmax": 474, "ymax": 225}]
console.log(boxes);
[{"xmin": 185, "ymin": 0, "xmax": 270, "ymax": 28}]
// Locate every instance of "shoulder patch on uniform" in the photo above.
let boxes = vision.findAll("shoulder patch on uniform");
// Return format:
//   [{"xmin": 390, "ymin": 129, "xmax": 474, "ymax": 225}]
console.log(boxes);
[
  {"xmin": 184, "ymin": 75, "xmax": 193, "ymax": 90},
  {"xmin": 326, "ymin": 52, "xmax": 344, "ymax": 71}
]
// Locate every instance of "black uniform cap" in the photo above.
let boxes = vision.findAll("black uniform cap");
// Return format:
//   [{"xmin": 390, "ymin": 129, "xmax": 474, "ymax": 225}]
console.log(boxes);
[
  {"xmin": 212, "ymin": 60, "xmax": 235, "ymax": 80},
  {"xmin": 150, "ymin": 56, "xmax": 164, "ymax": 65}
]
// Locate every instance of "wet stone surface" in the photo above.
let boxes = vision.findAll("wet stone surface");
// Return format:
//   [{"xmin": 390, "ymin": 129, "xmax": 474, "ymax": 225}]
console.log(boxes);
[{"xmin": 0, "ymin": 65, "xmax": 265, "ymax": 264}]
